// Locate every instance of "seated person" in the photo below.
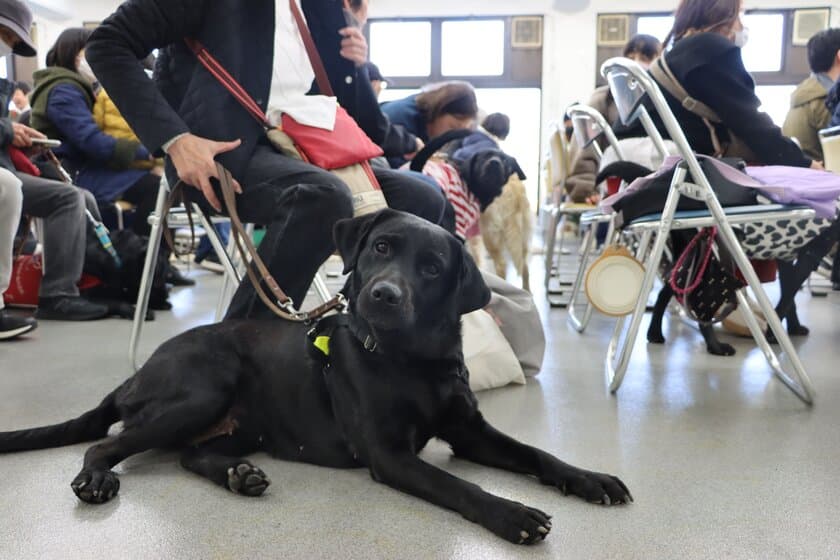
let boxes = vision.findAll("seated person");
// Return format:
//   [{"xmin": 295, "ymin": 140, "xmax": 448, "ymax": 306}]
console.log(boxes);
[
  {"xmin": 783, "ymin": 28, "xmax": 840, "ymax": 161},
  {"xmin": 9, "ymin": 80, "xmax": 30, "ymax": 122},
  {"xmin": 29, "ymin": 28, "xmax": 162, "ymax": 237},
  {"xmin": 637, "ymin": 0, "xmax": 817, "ymax": 169},
  {"xmin": 87, "ymin": 0, "xmax": 453, "ymax": 319},
  {"xmin": 566, "ymin": 34, "xmax": 662, "ymax": 204},
  {"xmin": 0, "ymin": 8, "xmax": 108, "ymax": 321},
  {"xmin": 381, "ymin": 81, "xmax": 478, "ymax": 169}
]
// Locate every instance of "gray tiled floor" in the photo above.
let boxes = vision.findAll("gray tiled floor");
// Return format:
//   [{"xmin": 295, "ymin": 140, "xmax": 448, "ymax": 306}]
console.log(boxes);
[{"xmin": 1, "ymin": 256, "xmax": 840, "ymax": 559}]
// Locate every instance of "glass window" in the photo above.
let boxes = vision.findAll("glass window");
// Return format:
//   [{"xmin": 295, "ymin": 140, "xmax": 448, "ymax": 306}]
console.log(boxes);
[
  {"xmin": 636, "ymin": 16, "xmax": 674, "ymax": 44},
  {"xmin": 742, "ymin": 13, "xmax": 785, "ymax": 73},
  {"xmin": 755, "ymin": 84, "xmax": 796, "ymax": 126},
  {"xmin": 441, "ymin": 20, "xmax": 505, "ymax": 77},
  {"xmin": 369, "ymin": 21, "xmax": 432, "ymax": 77}
]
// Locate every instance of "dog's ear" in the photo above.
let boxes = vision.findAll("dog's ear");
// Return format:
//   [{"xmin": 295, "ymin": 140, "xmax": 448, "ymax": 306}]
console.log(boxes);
[
  {"xmin": 456, "ymin": 242, "xmax": 491, "ymax": 315},
  {"xmin": 333, "ymin": 209, "xmax": 399, "ymax": 274}
]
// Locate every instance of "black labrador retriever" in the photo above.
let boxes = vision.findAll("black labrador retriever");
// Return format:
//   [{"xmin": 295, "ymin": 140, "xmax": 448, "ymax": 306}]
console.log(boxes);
[{"xmin": 0, "ymin": 209, "xmax": 630, "ymax": 544}]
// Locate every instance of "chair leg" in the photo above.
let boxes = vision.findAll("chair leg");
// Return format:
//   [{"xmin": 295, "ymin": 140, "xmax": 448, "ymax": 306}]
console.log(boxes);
[
  {"xmin": 543, "ymin": 208, "xmax": 559, "ymax": 292},
  {"xmin": 605, "ymin": 227, "xmax": 658, "ymax": 393},
  {"xmin": 128, "ymin": 181, "xmax": 169, "ymax": 371},
  {"xmin": 566, "ymin": 223, "xmax": 598, "ymax": 331},
  {"xmin": 712, "ymin": 207, "xmax": 815, "ymax": 404}
]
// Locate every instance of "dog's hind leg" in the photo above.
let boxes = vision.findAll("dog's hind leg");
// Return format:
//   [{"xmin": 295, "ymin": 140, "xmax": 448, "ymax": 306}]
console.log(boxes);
[
  {"xmin": 481, "ymin": 228, "xmax": 508, "ymax": 280},
  {"xmin": 699, "ymin": 323, "xmax": 735, "ymax": 356},
  {"xmin": 647, "ymin": 285, "xmax": 672, "ymax": 344},
  {"xmin": 71, "ymin": 395, "xmax": 230, "ymax": 504},
  {"xmin": 181, "ymin": 435, "xmax": 270, "ymax": 497}
]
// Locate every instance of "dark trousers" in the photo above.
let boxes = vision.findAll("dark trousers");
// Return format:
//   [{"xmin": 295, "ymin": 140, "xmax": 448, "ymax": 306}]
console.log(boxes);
[
  {"xmin": 17, "ymin": 172, "xmax": 101, "ymax": 299},
  {"xmin": 120, "ymin": 173, "xmax": 162, "ymax": 236},
  {"xmin": 225, "ymin": 145, "xmax": 453, "ymax": 319}
]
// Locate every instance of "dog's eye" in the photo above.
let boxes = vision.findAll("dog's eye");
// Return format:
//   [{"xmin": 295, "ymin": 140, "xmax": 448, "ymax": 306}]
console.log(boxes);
[
  {"xmin": 421, "ymin": 263, "xmax": 440, "ymax": 277},
  {"xmin": 374, "ymin": 241, "xmax": 389, "ymax": 254}
]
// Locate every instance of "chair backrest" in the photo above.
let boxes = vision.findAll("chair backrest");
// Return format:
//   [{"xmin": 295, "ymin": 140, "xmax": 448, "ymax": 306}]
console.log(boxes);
[
  {"xmin": 546, "ymin": 121, "xmax": 570, "ymax": 192},
  {"xmin": 567, "ymin": 104, "xmax": 626, "ymax": 161},
  {"xmin": 819, "ymin": 125, "xmax": 840, "ymax": 173},
  {"xmin": 601, "ymin": 57, "xmax": 698, "ymax": 180}
]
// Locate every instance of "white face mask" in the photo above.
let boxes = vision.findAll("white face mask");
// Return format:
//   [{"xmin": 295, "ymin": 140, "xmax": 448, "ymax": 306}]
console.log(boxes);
[
  {"xmin": 733, "ymin": 27, "xmax": 749, "ymax": 48},
  {"xmin": 76, "ymin": 55, "xmax": 97, "ymax": 85}
]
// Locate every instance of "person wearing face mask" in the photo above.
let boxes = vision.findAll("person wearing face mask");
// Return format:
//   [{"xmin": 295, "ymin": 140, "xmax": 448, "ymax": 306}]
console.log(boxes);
[
  {"xmin": 29, "ymin": 28, "xmax": 168, "ymax": 242},
  {"xmin": 636, "ymin": 0, "xmax": 817, "ymax": 169},
  {"xmin": 0, "ymin": 1, "xmax": 109, "ymax": 321},
  {"xmin": 564, "ymin": 34, "xmax": 662, "ymax": 204}
]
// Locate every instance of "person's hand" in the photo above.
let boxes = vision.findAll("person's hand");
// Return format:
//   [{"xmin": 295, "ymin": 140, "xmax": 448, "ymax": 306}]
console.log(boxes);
[
  {"xmin": 167, "ymin": 133, "xmax": 242, "ymax": 211},
  {"xmin": 339, "ymin": 27, "xmax": 368, "ymax": 67},
  {"xmin": 11, "ymin": 123, "xmax": 45, "ymax": 148},
  {"xmin": 585, "ymin": 193, "xmax": 602, "ymax": 205},
  {"xmin": 810, "ymin": 160, "xmax": 825, "ymax": 171},
  {"xmin": 404, "ymin": 137, "xmax": 425, "ymax": 160}
]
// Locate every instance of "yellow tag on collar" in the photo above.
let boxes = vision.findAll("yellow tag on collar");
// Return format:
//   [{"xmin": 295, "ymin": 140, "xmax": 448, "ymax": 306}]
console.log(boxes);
[{"xmin": 313, "ymin": 335, "xmax": 330, "ymax": 356}]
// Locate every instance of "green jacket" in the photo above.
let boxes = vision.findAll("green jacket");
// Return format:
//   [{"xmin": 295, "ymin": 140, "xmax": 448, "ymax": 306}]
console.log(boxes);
[{"xmin": 782, "ymin": 76, "xmax": 831, "ymax": 161}]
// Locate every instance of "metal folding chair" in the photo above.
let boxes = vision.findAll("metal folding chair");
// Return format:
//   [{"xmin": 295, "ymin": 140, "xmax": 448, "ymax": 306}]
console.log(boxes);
[
  {"xmin": 128, "ymin": 175, "xmax": 333, "ymax": 371},
  {"xmin": 598, "ymin": 57, "xmax": 816, "ymax": 404},
  {"xmin": 562, "ymin": 104, "xmax": 630, "ymax": 329}
]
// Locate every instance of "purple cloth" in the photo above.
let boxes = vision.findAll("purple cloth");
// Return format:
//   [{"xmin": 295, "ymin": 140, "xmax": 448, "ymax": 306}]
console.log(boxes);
[{"xmin": 600, "ymin": 155, "xmax": 840, "ymax": 218}]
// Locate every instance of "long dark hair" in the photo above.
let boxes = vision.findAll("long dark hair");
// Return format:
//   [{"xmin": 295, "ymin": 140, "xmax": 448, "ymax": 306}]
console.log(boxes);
[
  {"xmin": 416, "ymin": 81, "xmax": 478, "ymax": 123},
  {"xmin": 665, "ymin": 0, "xmax": 741, "ymax": 45},
  {"xmin": 45, "ymin": 28, "xmax": 93, "ymax": 72}
]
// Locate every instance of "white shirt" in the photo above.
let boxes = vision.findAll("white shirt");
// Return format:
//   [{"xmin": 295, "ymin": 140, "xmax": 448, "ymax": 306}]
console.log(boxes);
[
  {"xmin": 164, "ymin": 0, "xmax": 337, "ymax": 152},
  {"xmin": 266, "ymin": 0, "xmax": 337, "ymax": 130}
]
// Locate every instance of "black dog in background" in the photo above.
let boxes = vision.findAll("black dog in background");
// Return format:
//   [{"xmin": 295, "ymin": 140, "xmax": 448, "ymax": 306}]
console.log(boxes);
[
  {"xmin": 0, "ymin": 210, "xmax": 630, "ymax": 545},
  {"xmin": 597, "ymin": 161, "xmax": 840, "ymax": 354}
]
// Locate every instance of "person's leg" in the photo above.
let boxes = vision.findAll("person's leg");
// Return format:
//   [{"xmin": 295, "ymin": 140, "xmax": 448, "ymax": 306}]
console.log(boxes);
[
  {"xmin": 225, "ymin": 145, "xmax": 353, "ymax": 320},
  {"xmin": 16, "ymin": 173, "xmax": 107, "ymax": 320},
  {"xmin": 0, "ymin": 170, "xmax": 37, "ymax": 339},
  {"xmin": 119, "ymin": 173, "xmax": 161, "ymax": 236},
  {"xmin": 374, "ymin": 168, "xmax": 455, "ymax": 235}
]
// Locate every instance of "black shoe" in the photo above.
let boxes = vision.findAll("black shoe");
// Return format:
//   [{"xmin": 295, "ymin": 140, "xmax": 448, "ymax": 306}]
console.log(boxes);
[
  {"xmin": 195, "ymin": 252, "xmax": 225, "ymax": 274},
  {"xmin": 166, "ymin": 266, "xmax": 196, "ymax": 287},
  {"xmin": 35, "ymin": 296, "xmax": 109, "ymax": 321},
  {"xmin": 0, "ymin": 310, "xmax": 37, "ymax": 340}
]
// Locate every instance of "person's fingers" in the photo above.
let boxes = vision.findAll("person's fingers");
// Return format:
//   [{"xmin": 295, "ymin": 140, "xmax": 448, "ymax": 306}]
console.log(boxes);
[
  {"xmin": 212, "ymin": 138, "xmax": 242, "ymax": 155},
  {"xmin": 232, "ymin": 178, "xmax": 243, "ymax": 194},
  {"xmin": 198, "ymin": 175, "xmax": 222, "ymax": 212},
  {"xmin": 24, "ymin": 126, "xmax": 46, "ymax": 139}
]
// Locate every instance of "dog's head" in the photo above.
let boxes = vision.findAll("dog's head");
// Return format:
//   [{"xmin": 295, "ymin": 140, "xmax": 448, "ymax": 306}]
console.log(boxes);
[{"xmin": 334, "ymin": 209, "xmax": 490, "ymax": 360}]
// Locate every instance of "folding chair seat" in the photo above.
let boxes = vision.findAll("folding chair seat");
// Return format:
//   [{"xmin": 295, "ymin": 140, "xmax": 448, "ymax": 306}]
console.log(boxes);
[
  {"xmin": 596, "ymin": 57, "xmax": 816, "ymax": 404},
  {"xmin": 128, "ymin": 175, "xmax": 333, "ymax": 370}
]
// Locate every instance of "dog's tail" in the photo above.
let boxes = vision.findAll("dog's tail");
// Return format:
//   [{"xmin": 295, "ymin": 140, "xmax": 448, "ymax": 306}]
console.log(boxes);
[
  {"xmin": 595, "ymin": 161, "xmax": 654, "ymax": 187},
  {"xmin": 0, "ymin": 390, "xmax": 120, "ymax": 453}
]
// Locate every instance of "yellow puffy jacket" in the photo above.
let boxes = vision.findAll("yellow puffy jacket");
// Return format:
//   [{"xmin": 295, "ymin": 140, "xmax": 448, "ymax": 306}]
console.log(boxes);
[{"xmin": 93, "ymin": 89, "xmax": 163, "ymax": 170}]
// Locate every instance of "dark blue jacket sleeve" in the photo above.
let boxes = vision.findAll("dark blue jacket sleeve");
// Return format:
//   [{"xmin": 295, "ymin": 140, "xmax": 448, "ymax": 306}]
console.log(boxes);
[{"xmin": 47, "ymin": 84, "xmax": 148, "ymax": 167}]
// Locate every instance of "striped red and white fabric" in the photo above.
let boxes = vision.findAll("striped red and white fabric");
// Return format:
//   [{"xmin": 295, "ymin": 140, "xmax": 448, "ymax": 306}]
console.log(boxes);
[{"xmin": 421, "ymin": 160, "xmax": 481, "ymax": 240}]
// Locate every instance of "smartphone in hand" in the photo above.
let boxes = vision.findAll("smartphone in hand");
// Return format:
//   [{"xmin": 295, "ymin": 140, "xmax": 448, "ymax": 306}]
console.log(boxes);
[{"xmin": 29, "ymin": 138, "xmax": 62, "ymax": 148}]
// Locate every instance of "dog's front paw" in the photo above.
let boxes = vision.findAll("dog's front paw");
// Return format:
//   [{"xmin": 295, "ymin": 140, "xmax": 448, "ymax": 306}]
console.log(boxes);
[
  {"xmin": 788, "ymin": 324, "xmax": 809, "ymax": 337},
  {"xmin": 647, "ymin": 330, "xmax": 666, "ymax": 344},
  {"xmin": 481, "ymin": 500, "xmax": 552, "ymax": 545},
  {"xmin": 707, "ymin": 342, "xmax": 736, "ymax": 356},
  {"xmin": 557, "ymin": 470, "xmax": 632, "ymax": 506},
  {"xmin": 71, "ymin": 469, "xmax": 120, "ymax": 504},
  {"xmin": 227, "ymin": 462, "xmax": 270, "ymax": 496}
]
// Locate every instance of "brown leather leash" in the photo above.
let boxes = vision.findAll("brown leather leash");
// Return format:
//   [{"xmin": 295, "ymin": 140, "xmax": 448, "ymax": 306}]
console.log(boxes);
[{"xmin": 183, "ymin": 162, "xmax": 346, "ymax": 322}]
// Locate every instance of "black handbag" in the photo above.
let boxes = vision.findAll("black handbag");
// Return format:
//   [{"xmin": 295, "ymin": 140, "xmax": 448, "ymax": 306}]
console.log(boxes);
[{"xmin": 669, "ymin": 228, "xmax": 745, "ymax": 323}]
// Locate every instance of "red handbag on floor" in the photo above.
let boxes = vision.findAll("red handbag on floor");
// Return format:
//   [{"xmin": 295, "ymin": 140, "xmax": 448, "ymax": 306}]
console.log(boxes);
[{"xmin": 3, "ymin": 254, "xmax": 42, "ymax": 308}]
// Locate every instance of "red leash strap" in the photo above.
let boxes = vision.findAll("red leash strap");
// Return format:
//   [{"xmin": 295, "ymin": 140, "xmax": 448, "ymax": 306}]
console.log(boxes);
[
  {"xmin": 669, "ymin": 227, "xmax": 717, "ymax": 296},
  {"xmin": 184, "ymin": 38, "xmax": 270, "ymax": 128},
  {"xmin": 288, "ymin": 0, "xmax": 335, "ymax": 97}
]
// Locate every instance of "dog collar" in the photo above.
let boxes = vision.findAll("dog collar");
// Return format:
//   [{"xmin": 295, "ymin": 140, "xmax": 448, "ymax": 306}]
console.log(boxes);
[{"xmin": 307, "ymin": 315, "xmax": 378, "ymax": 359}]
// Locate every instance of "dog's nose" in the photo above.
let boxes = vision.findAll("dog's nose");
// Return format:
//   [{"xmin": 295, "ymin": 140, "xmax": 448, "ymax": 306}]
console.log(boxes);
[{"xmin": 370, "ymin": 281, "xmax": 403, "ymax": 306}]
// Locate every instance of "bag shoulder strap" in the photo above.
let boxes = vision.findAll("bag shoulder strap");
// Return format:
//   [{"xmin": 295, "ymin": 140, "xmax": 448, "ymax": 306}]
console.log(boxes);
[
  {"xmin": 288, "ymin": 0, "xmax": 334, "ymax": 98},
  {"xmin": 649, "ymin": 57, "xmax": 721, "ymax": 124}
]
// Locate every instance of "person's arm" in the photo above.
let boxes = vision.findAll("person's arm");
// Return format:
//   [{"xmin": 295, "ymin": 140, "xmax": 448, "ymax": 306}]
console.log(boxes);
[
  {"xmin": 46, "ymin": 84, "xmax": 147, "ymax": 167},
  {"xmin": 86, "ymin": 0, "xmax": 241, "ymax": 210},
  {"xmin": 689, "ymin": 50, "xmax": 810, "ymax": 167},
  {"xmin": 0, "ymin": 118, "xmax": 14, "ymax": 150}
]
